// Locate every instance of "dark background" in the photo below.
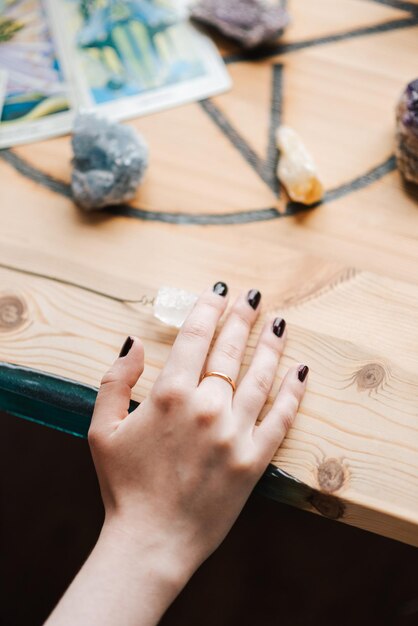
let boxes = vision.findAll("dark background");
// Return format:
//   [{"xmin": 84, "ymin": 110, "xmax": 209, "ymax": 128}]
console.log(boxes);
[{"xmin": 1, "ymin": 411, "xmax": 418, "ymax": 626}]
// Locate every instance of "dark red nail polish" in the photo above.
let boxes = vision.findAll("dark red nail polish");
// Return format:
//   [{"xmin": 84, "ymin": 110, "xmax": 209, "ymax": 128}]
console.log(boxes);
[
  {"xmin": 213, "ymin": 282, "xmax": 228, "ymax": 297},
  {"xmin": 247, "ymin": 289, "xmax": 261, "ymax": 310},
  {"xmin": 119, "ymin": 336, "xmax": 134, "ymax": 358},
  {"xmin": 298, "ymin": 365, "xmax": 309, "ymax": 382},
  {"xmin": 272, "ymin": 317, "xmax": 286, "ymax": 338}
]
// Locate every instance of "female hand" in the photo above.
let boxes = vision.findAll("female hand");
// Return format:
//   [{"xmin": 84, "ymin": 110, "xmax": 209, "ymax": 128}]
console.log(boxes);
[
  {"xmin": 91, "ymin": 282, "xmax": 308, "ymax": 570},
  {"xmin": 47, "ymin": 283, "xmax": 308, "ymax": 626}
]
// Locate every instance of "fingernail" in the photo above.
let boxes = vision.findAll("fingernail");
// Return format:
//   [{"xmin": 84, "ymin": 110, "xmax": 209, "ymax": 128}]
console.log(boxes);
[
  {"xmin": 213, "ymin": 281, "xmax": 228, "ymax": 297},
  {"xmin": 272, "ymin": 317, "xmax": 286, "ymax": 338},
  {"xmin": 119, "ymin": 336, "xmax": 134, "ymax": 358},
  {"xmin": 298, "ymin": 365, "xmax": 309, "ymax": 382},
  {"xmin": 247, "ymin": 289, "xmax": 261, "ymax": 310}
]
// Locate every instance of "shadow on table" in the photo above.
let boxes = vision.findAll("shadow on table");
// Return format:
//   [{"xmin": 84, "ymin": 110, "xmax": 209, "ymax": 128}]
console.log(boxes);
[{"xmin": 1, "ymin": 411, "xmax": 417, "ymax": 626}]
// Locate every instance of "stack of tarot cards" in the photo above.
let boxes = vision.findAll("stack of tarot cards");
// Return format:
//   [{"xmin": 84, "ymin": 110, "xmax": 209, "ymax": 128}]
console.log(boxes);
[{"xmin": 0, "ymin": 0, "xmax": 230, "ymax": 148}]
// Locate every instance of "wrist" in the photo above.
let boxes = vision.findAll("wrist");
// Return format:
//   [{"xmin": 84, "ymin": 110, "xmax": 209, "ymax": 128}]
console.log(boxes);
[
  {"xmin": 99, "ymin": 514, "xmax": 196, "ymax": 593},
  {"xmin": 46, "ymin": 515, "xmax": 194, "ymax": 626}
]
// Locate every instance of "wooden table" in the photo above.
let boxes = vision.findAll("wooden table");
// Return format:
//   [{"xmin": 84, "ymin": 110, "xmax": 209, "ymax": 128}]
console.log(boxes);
[{"xmin": 1, "ymin": 0, "xmax": 418, "ymax": 546}]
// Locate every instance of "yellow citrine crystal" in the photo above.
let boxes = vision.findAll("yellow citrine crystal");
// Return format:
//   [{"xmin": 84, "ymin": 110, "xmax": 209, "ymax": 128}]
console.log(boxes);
[{"xmin": 276, "ymin": 126, "xmax": 324, "ymax": 205}]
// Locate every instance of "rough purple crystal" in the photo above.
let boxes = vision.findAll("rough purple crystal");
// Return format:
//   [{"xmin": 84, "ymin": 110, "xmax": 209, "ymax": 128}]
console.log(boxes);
[
  {"xmin": 191, "ymin": 0, "xmax": 289, "ymax": 49},
  {"xmin": 396, "ymin": 78, "xmax": 418, "ymax": 185}
]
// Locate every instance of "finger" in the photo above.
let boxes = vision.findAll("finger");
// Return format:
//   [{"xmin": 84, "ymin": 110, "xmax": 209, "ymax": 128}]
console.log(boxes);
[
  {"xmin": 254, "ymin": 364, "xmax": 309, "ymax": 460},
  {"xmin": 199, "ymin": 289, "xmax": 261, "ymax": 399},
  {"xmin": 91, "ymin": 336, "xmax": 144, "ymax": 432},
  {"xmin": 233, "ymin": 316, "xmax": 286, "ymax": 426},
  {"xmin": 161, "ymin": 282, "xmax": 229, "ymax": 385}
]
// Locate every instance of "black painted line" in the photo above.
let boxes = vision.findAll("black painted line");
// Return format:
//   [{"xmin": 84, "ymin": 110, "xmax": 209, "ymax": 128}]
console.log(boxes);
[
  {"xmin": 325, "ymin": 154, "xmax": 397, "ymax": 202},
  {"xmin": 0, "ymin": 149, "xmax": 72, "ymax": 197},
  {"xmin": 224, "ymin": 17, "xmax": 418, "ymax": 64},
  {"xmin": 0, "ymin": 148, "xmax": 280, "ymax": 222},
  {"xmin": 198, "ymin": 99, "xmax": 277, "ymax": 193},
  {"xmin": 370, "ymin": 0, "xmax": 418, "ymax": 15},
  {"xmin": 284, "ymin": 154, "xmax": 397, "ymax": 213},
  {"xmin": 200, "ymin": 65, "xmax": 283, "ymax": 196},
  {"xmin": 0, "ymin": 148, "xmax": 397, "ymax": 224},
  {"xmin": 262, "ymin": 64, "xmax": 282, "ymax": 195},
  {"xmin": 103, "ymin": 203, "xmax": 282, "ymax": 224},
  {"xmin": 1, "ymin": 146, "xmax": 283, "ymax": 223}
]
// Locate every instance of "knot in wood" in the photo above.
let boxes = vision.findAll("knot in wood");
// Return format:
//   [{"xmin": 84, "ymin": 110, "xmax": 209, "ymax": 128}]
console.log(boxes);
[
  {"xmin": 356, "ymin": 363, "xmax": 385, "ymax": 390},
  {"xmin": 310, "ymin": 492, "xmax": 345, "ymax": 520},
  {"xmin": 317, "ymin": 458, "xmax": 345, "ymax": 493},
  {"xmin": 0, "ymin": 294, "xmax": 27, "ymax": 331}
]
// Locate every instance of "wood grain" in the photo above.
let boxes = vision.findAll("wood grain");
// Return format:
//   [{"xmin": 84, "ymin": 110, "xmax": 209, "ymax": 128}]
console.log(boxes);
[
  {"xmin": 282, "ymin": 0, "xmax": 410, "ymax": 43},
  {"xmin": 0, "ymin": 0, "xmax": 417, "ymax": 546}
]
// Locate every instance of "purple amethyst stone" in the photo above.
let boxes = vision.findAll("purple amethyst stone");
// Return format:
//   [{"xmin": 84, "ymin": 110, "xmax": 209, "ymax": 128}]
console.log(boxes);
[
  {"xmin": 396, "ymin": 78, "xmax": 418, "ymax": 185},
  {"xmin": 191, "ymin": 0, "xmax": 289, "ymax": 49}
]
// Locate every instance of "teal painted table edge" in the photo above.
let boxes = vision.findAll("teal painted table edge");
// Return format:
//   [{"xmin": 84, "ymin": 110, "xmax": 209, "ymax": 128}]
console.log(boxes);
[{"xmin": 0, "ymin": 361, "xmax": 324, "ymax": 516}]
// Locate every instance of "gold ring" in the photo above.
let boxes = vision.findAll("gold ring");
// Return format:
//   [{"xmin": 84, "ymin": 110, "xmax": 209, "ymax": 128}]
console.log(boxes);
[{"xmin": 200, "ymin": 371, "xmax": 236, "ymax": 393}]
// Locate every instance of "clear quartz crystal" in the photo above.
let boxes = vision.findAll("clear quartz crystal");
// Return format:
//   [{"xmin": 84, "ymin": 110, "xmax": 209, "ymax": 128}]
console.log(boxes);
[
  {"xmin": 276, "ymin": 126, "xmax": 323, "ymax": 205},
  {"xmin": 153, "ymin": 286, "xmax": 198, "ymax": 328}
]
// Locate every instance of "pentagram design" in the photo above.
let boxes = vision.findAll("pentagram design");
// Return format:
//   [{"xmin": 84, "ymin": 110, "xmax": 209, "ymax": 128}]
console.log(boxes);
[{"xmin": 0, "ymin": 0, "xmax": 416, "ymax": 225}]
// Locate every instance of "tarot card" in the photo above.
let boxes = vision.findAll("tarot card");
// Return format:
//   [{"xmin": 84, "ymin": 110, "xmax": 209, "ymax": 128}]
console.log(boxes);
[
  {"xmin": 47, "ymin": 0, "xmax": 231, "ymax": 122},
  {"xmin": 0, "ymin": 0, "xmax": 73, "ymax": 148},
  {"xmin": 0, "ymin": 69, "xmax": 7, "ymax": 118}
]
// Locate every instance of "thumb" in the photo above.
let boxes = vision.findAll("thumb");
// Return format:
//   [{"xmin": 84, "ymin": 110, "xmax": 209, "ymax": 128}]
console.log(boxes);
[{"xmin": 90, "ymin": 336, "xmax": 144, "ymax": 433}]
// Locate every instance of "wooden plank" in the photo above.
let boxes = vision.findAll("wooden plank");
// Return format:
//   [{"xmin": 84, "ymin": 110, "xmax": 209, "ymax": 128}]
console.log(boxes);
[
  {"xmin": 283, "ymin": 0, "xmax": 410, "ymax": 42},
  {"xmin": 0, "ymin": 0, "xmax": 418, "ymax": 545},
  {"xmin": 1, "ymin": 258, "xmax": 417, "ymax": 544}
]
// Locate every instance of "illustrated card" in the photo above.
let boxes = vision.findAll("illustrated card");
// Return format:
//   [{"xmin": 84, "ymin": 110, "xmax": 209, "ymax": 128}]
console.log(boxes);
[
  {"xmin": 48, "ymin": 0, "xmax": 231, "ymax": 121},
  {"xmin": 0, "ymin": 0, "xmax": 230, "ymax": 147},
  {"xmin": 0, "ymin": 69, "xmax": 7, "ymax": 118},
  {"xmin": 0, "ymin": 0, "xmax": 73, "ymax": 148}
]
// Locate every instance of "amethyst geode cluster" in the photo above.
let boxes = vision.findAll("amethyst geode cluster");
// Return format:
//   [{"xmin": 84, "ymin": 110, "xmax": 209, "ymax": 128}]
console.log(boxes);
[
  {"xmin": 396, "ymin": 79, "xmax": 418, "ymax": 185},
  {"xmin": 191, "ymin": 0, "xmax": 289, "ymax": 49}
]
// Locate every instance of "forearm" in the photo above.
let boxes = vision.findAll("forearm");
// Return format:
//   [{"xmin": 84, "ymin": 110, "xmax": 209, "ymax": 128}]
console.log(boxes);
[
  {"xmin": 45, "ymin": 521, "xmax": 191, "ymax": 626},
  {"xmin": 47, "ymin": 286, "xmax": 307, "ymax": 625}
]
